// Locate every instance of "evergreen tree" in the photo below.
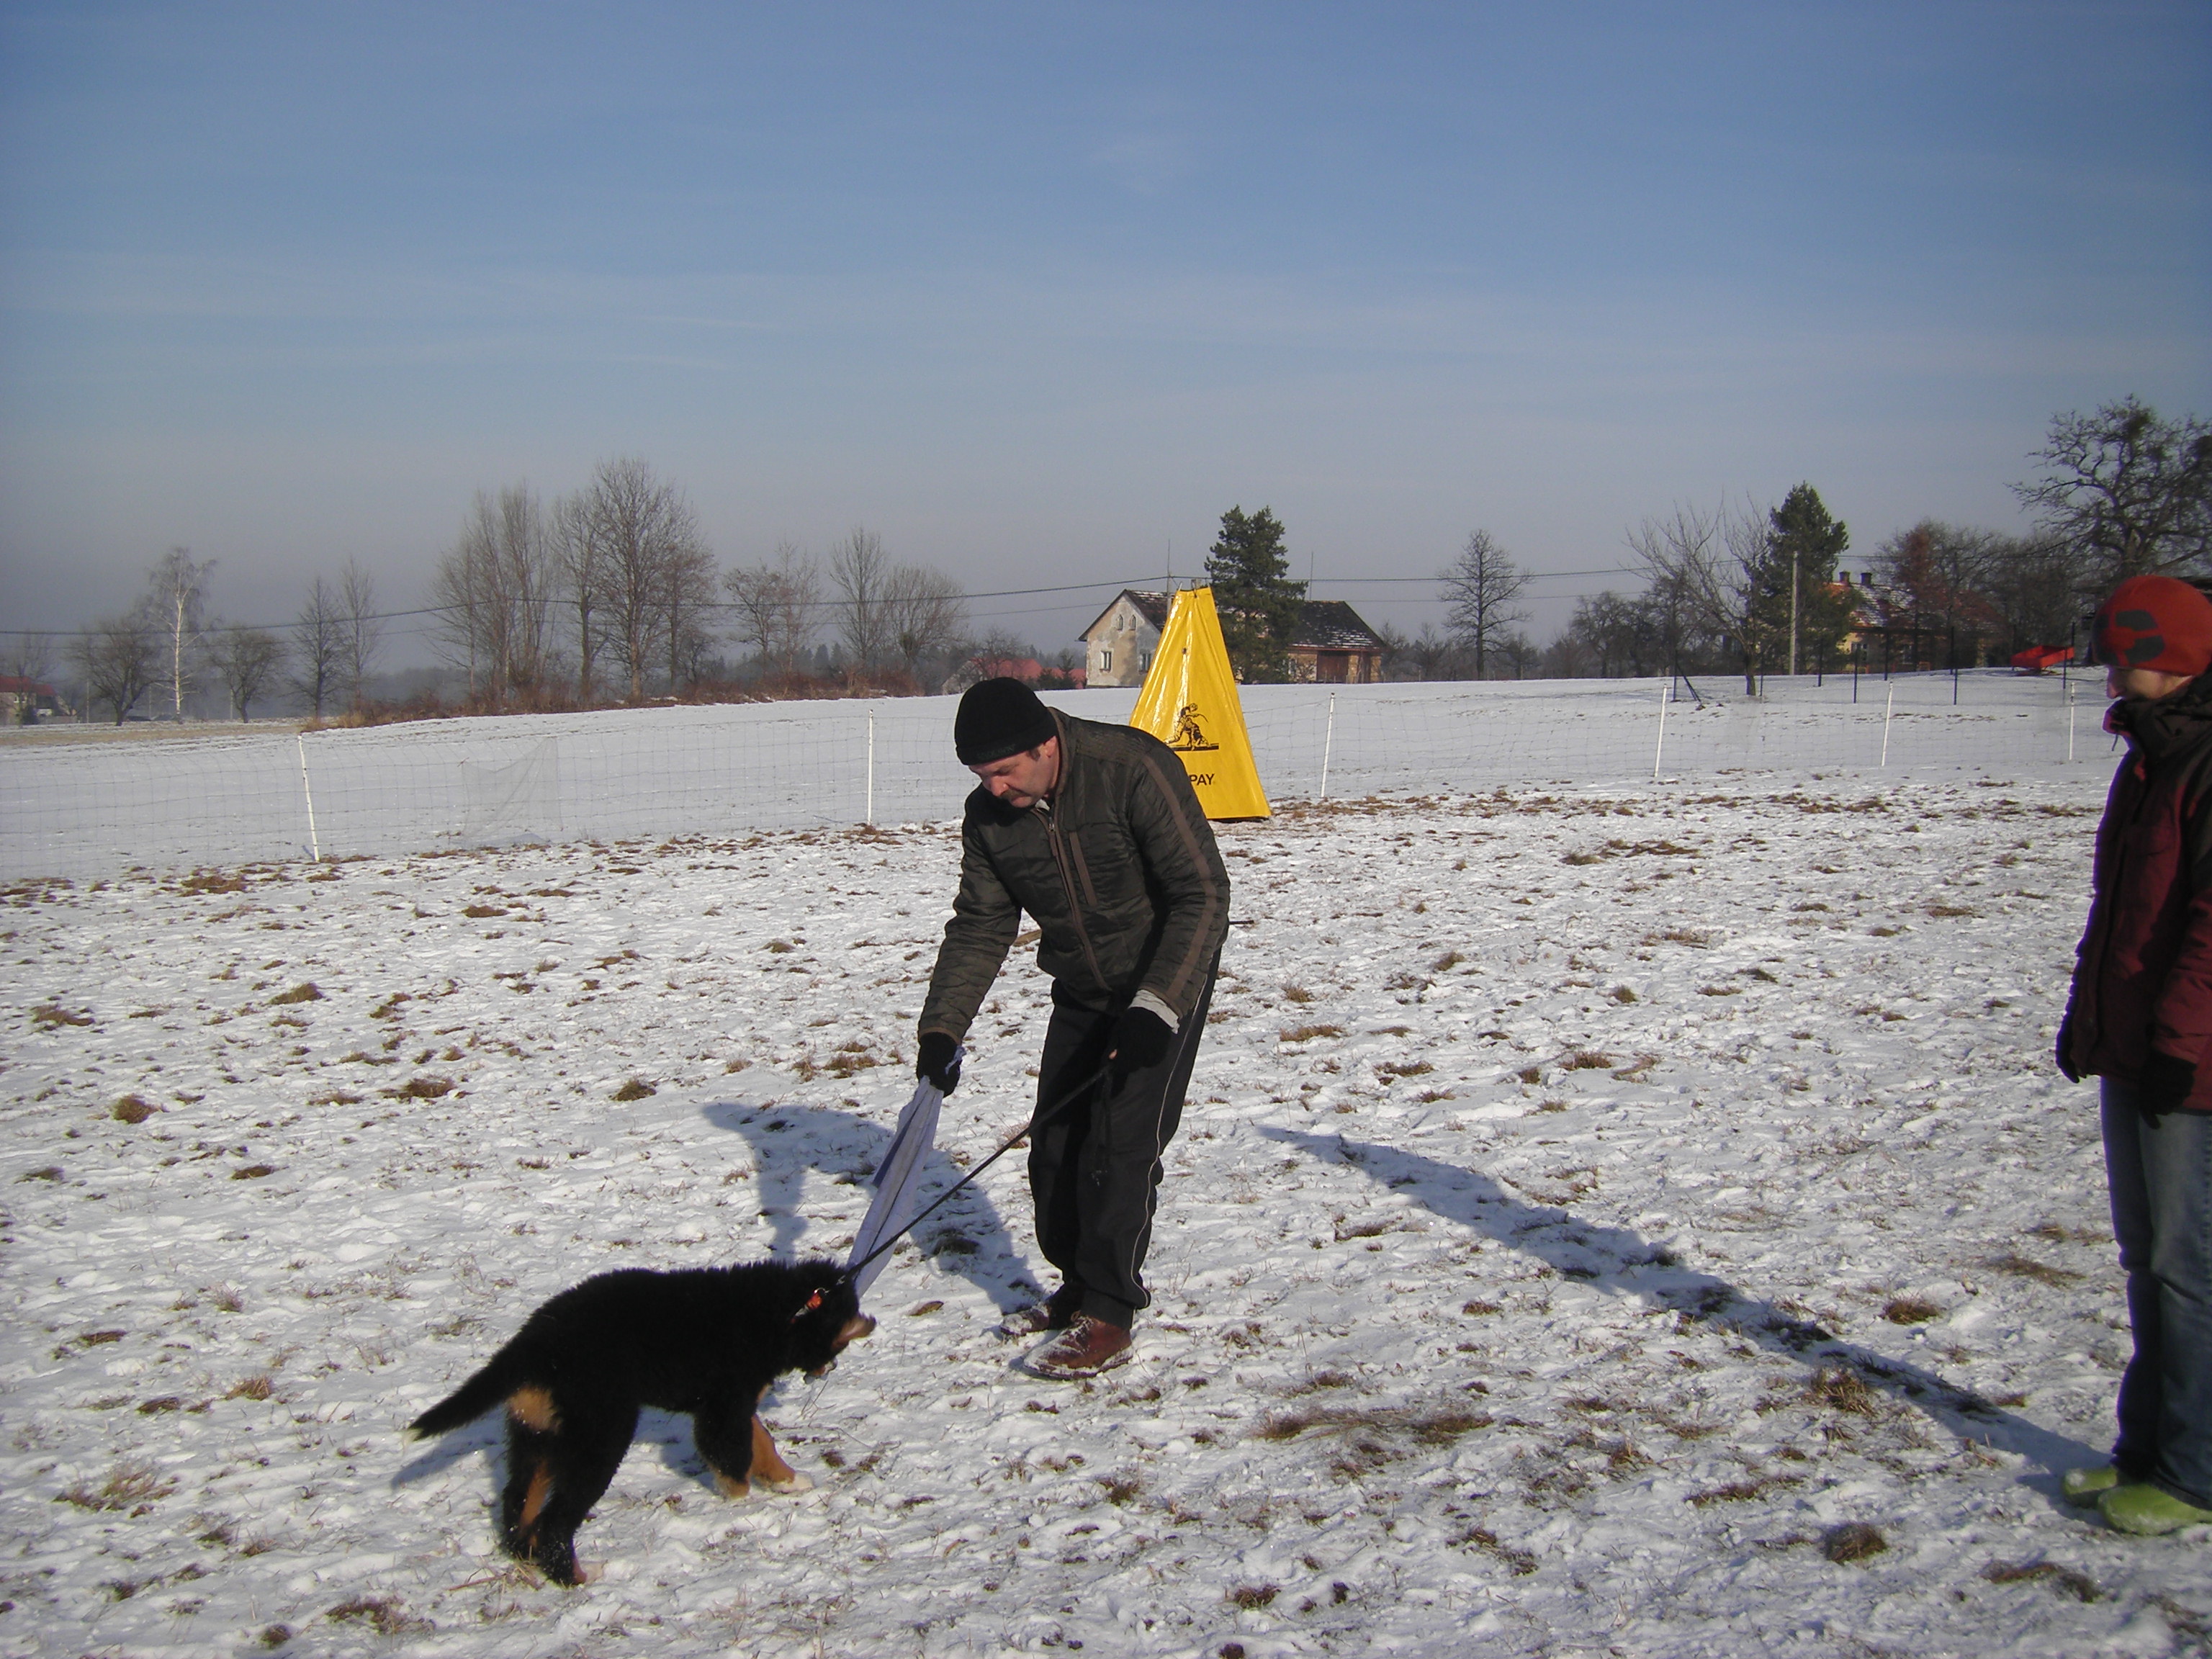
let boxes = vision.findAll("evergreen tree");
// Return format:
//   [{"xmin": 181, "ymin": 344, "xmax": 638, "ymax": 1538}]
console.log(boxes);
[
  {"xmin": 1752, "ymin": 483, "xmax": 1858, "ymax": 675},
  {"xmin": 1205, "ymin": 505, "xmax": 1305, "ymax": 682}
]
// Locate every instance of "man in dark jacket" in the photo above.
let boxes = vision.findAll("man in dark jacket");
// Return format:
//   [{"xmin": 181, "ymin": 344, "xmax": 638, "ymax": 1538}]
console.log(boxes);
[
  {"xmin": 2058, "ymin": 574, "xmax": 2212, "ymax": 1534},
  {"xmin": 914, "ymin": 678, "xmax": 1231, "ymax": 1378}
]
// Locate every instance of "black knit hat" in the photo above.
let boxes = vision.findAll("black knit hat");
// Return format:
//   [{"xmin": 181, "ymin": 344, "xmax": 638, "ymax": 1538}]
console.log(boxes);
[{"xmin": 955, "ymin": 678, "xmax": 1057, "ymax": 765}]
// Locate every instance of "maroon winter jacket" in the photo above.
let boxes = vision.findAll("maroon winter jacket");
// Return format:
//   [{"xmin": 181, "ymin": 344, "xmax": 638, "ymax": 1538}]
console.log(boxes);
[{"xmin": 2063, "ymin": 677, "xmax": 2212, "ymax": 1107}]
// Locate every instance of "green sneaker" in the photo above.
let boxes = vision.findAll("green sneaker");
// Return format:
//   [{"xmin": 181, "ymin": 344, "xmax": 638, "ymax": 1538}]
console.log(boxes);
[
  {"xmin": 2062, "ymin": 1465, "xmax": 2122, "ymax": 1504},
  {"xmin": 2100, "ymin": 1482, "xmax": 2212, "ymax": 1535}
]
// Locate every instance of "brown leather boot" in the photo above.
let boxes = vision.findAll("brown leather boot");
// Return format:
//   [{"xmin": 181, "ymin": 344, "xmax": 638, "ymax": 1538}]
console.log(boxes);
[
  {"xmin": 1025, "ymin": 1314, "xmax": 1133, "ymax": 1379},
  {"xmin": 1004, "ymin": 1285, "xmax": 1082, "ymax": 1337}
]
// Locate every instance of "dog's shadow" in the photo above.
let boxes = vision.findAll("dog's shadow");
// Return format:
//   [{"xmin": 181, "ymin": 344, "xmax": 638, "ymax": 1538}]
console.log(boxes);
[
  {"xmin": 1263, "ymin": 1126, "xmax": 2098, "ymax": 1486},
  {"xmin": 393, "ymin": 1408, "xmax": 804, "ymax": 1495},
  {"xmin": 701, "ymin": 1096, "xmax": 1040, "ymax": 1317}
]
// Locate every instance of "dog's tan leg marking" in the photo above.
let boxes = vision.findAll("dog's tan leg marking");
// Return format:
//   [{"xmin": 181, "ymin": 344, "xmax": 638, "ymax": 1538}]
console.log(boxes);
[
  {"xmin": 519, "ymin": 1461, "xmax": 554, "ymax": 1531},
  {"xmin": 750, "ymin": 1415, "xmax": 811, "ymax": 1494},
  {"xmin": 508, "ymin": 1387, "xmax": 561, "ymax": 1434},
  {"xmin": 711, "ymin": 1465, "xmax": 751, "ymax": 1500}
]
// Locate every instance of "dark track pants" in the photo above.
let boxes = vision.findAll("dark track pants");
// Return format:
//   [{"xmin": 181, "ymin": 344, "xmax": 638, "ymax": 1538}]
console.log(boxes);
[{"xmin": 1029, "ymin": 967, "xmax": 1216, "ymax": 1330}]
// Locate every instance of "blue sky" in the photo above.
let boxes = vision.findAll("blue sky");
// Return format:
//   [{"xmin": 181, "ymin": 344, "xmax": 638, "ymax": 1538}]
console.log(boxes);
[{"xmin": 2, "ymin": 1, "xmax": 2206, "ymax": 657}]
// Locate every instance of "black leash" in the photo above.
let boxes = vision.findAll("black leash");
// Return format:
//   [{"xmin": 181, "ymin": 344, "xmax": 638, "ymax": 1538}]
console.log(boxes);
[{"xmin": 842, "ymin": 1062, "xmax": 1111, "ymax": 1282}]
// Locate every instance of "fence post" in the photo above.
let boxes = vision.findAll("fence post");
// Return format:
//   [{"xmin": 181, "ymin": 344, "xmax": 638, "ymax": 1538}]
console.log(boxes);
[
  {"xmin": 1880, "ymin": 685, "xmax": 1895, "ymax": 768},
  {"xmin": 1319, "ymin": 692, "xmax": 1336, "ymax": 801},
  {"xmin": 1651, "ymin": 680, "xmax": 1670, "ymax": 781},
  {"xmin": 866, "ymin": 709, "xmax": 876, "ymax": 827},
  {"xmin": 296, "ymin": 732, "xmax": 322, "ymax": 863},
  {"xmin": 2067, "ymin": 680, "xmax": 2077, "ymax": 765}
]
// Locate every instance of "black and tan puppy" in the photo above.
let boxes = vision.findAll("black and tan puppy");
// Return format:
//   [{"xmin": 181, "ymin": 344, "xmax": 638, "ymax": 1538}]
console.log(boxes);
[{"xmin": 407, "ymin": 1258, "xmax": 873, "ymax": 1585}]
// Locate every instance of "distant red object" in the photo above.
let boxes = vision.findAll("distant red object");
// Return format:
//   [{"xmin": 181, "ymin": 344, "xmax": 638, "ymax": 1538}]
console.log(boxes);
[{"xmin": 2010, "ymin": 644, "xmax": 2076, "ymax": 674}]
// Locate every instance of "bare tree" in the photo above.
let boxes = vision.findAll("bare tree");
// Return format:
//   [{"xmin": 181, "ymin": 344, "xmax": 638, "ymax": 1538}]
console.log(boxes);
[
  {"xmin": 433, "ymin": 485, "xmax": 563, "ymax": 708},
  {"xmin": 724, "ymin": 542, "xmax": 822, "ymax": 680},
  {"xmin": 660, "ymin": 541, "xmax": 719, "ymax": 696},
  {"xmin": 1627, "ymin": 500, "xmax": 1770, "ymax": 694},
  {"xmin": 145, "ymin": 547, "xmax": 213, "ymax": 721},
  {"xmin": 884, "ymin": 564, "xmax": 969, "ymax": 683},
  {"xmin": 574, "ymin": 457, "xmax": 708, "ymax": 701},
  {"xmin": 207, "ymin": 625, "xmax": 286, "ymax": 721},
  {"xmin": 829, "ymin": 528, "xmax": 894, "ymax": 678},
  {"xmin": 549, "ymin": 490, "xmax": 606, "ymax": 702},
  {"xmin": 1876, "ymin": 521, "xmax": 2005, "ymax": 671},
  {"xmin": 71, "ymin": 611, "xmax": 158, "ymax": 724},
  {"xmin": 338, "ymin": 559, "xmax": 383, "ymax": 711},
  {"xmin": 1440, "ymin": 530, "xmax": 1529, "ymax": 680},
  {"xmin": 290, "ymin": 577, "xmax": 345, "ymax": 720},
  {"xmin": 2014, "ymin": 397, "xmax": 2212, "ymax": 585}
]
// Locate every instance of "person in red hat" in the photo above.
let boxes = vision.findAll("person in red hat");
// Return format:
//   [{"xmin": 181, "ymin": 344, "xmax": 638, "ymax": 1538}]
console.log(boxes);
[{"xmin": 2058, "ymin": 573, "xmax": 2212, "ymax": 1533}]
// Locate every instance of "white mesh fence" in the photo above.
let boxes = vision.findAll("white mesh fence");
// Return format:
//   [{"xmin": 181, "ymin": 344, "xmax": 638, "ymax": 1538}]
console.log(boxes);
[{"xmin": 0, "ymin": 670, "xmax": 2113, "ymax": 881}]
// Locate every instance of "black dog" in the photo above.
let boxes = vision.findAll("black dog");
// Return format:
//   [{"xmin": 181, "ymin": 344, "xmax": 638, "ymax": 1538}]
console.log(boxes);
[{"xmin": 407, "ymin": 1258, "xmax": 873, "ymax": 1585}]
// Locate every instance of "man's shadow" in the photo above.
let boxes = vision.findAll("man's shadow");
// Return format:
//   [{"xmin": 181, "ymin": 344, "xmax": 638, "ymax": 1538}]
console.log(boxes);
[
  {"xmin": 700, "ymin": 1096, "xmax": 1039, "ymax": 1316},
  {"xmin": 395, "ymin": 1095, "xmax": 1041, "ymax": 1498},
  {"xmin": 1262, "ymin": 1126, "xmax": 2096, "ymax": 1481}
]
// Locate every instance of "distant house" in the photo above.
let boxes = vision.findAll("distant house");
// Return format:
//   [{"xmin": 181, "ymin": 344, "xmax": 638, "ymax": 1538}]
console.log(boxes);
[
  {"xmin": 1287, "ymin": 601, "xmax": 1386, "ymax": 685},
  {"xmin": 1082, "ymin": 588, "xmax": 1388, "ymax": 685},
  {"xmin": 1080, "ymin": 590, "xmax": 1172, "ymax": 688},
  {"xmin": 0, "ymin": 675, "xmax": 65, "ymax": 724}
]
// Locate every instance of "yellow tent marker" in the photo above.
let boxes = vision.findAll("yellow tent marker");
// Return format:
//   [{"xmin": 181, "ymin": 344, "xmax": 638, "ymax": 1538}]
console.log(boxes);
[{"xmin": 1129, "ymin": 586, "xmax": 1271, "ymax": 819}]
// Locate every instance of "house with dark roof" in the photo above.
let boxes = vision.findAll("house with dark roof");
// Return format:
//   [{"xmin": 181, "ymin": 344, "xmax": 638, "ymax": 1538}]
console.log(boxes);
[
  {"xmin": 1287, "ymin": 600, "xmax": 1386, "ymax": 684},
  {"xmin": 1080, "ymin": 588, "xmax": 1388, "ymax": 685}
]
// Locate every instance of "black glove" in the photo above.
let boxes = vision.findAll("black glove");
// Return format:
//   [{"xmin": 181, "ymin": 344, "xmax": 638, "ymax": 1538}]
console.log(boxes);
[
  {"xmin": 1107, "ymin": 1005, "xmax": 1174, "ymax": 1084},
  {"xmin": 2139, "ymin": 1051, "xmax": 2197, "ymax": 1118},
  {"xmin": 2055, "ymin": 1014, "xmax": 2081, "ymax": 1084},
  {"xmin": 917, "ymin": 1033, "xmax": 961, "ymax": 1095}
]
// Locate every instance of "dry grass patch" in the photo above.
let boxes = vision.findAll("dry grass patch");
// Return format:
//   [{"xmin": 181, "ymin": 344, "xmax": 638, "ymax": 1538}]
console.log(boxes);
[
  {"xmin": 58, "ymin": 1458, "xmax": 175, "ymax": 1511},
  {"xmin": 112, "ymin": 1094, "xmax": 159, "ymax": 1123},
  {"xmin": 267, "ymin": 983, "xmax": 323, "ymax": 1005},
  {"xmin": 1987, "ymin": 1252, "xmax": 2084, "ymax": 1287},
  {"xmin": 1881, "ymin": 1295, "xmax": 1945, "ymax": 1325}
]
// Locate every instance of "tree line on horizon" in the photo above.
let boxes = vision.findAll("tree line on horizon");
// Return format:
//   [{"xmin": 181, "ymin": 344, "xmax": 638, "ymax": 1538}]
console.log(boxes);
[
  {"xmin": 1183, "ymin": 397, "xmax": 2208, "ymax": 693},
  {"xmin": 12, "ymin": 396, "xmax": 2206, "ymax": 724}
]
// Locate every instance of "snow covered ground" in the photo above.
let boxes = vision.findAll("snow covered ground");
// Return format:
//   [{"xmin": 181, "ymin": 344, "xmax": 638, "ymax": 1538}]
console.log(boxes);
[{"xmin": 7, "ymin": 760, "xmax": 2210, "ymax": 1656}]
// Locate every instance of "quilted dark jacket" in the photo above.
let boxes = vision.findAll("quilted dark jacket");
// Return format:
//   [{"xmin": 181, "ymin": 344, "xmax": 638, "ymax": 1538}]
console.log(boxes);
[
  {"xmin": 2063, "ymin": 675, "xmax": 2212, "ymax": 1106},
  {"xmin": 918, "ymin": 710, "xmax": 1231, "ymax": 1045}
]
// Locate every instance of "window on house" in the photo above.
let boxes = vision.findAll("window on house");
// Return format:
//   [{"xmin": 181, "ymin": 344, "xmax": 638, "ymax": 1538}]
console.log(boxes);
[
  {"xmin": 1140, "ymin": 652, "xmax": 1151, "ymax": 672},
  {"xmin": 1099, "ymin": 649, "xmax": 1112, "ymax": 673}
]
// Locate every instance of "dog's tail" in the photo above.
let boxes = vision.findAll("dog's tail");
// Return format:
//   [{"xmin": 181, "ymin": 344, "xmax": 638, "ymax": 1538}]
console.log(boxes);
[{"xmin": 406, "ymin": 1347, "xmax": 524, "ymax": 1441}]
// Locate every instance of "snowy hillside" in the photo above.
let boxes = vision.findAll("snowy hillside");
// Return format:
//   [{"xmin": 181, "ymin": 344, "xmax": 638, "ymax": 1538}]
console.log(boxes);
[{"xmin": 7, "ymin": 766, "xmax": 2210, "ymax": 1657}]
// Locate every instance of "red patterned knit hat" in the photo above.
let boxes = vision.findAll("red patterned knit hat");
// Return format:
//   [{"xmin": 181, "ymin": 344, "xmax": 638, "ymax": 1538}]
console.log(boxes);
[{"xmin": 2093, "ymin": 576, "xmax": 2212, "ymax": 676}]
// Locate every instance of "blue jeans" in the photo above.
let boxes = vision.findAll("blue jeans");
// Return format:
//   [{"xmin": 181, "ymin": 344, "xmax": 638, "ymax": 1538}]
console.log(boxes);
[{"xmin": 2102, "ymin": 1079, "xmax": 2212, "ymax": 1507}]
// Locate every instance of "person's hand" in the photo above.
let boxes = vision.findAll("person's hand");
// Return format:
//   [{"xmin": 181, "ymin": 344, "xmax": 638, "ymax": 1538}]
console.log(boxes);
[
  {"xmin": 1107, "ymin": 1006, "xmax": 1173, "ymax": 1084},
  {"xmin": 2055, "ymin": 1014, "xmax": 2081, "ymax": 1084},
  {"xmin": 917, "ymin": 1033, "xmax": 961, "ymax": 1095},
  {"xmin": 2139, "ymin": 1050, "xmax": 2196, "ymax": 1118}
]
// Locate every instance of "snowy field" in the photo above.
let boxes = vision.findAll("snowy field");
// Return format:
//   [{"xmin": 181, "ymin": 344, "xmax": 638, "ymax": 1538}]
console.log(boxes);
[{"xmin": 9, "ymin": 760, "xmax": 2211, "ymax": 1657}]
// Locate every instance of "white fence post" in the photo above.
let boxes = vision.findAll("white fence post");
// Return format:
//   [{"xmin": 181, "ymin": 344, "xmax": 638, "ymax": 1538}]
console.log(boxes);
[
  {"xmin": 2067, "ymin": 680, "xmax": 2077, "ymax": 765},
  {"xmin": 296, "ymin": 732, "xmax": 322, "ymax": 863},
  {"xmin": 1651, "ymin": 680, "xmax": 1670, "ymax": 781},
  {"xmin": 866, "ymin": 709, "xmax": 876, "ymax": 827},
  {"xmin": 1319, "ymin": 692, "xmax": 1336, "ymax": 801},
  {"xmin": 1881, "ymin": 686, "xmax": 1895, "ymax": 768}
]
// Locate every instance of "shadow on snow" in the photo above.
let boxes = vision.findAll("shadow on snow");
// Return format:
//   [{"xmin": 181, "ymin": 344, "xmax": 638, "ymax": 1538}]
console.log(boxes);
[{"xmin": 1261, "ymin": 1125, "xmax": 2097, "ymax": 1486}]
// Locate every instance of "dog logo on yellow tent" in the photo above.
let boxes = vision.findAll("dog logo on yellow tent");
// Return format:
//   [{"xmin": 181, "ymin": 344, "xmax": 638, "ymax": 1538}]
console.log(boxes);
[
  {"xmin": 1130, "ymin": 588, "xmax": 1269, "ymax": 819},
  {"xmin": 1167, "ymin": 703, "xmax": 1218, "ymax": 752}
]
